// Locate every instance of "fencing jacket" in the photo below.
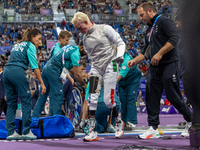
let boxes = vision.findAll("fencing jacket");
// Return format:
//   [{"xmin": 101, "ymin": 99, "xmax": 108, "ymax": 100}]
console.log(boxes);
[{"xmin": 83, "ymin": 24, "xmax": 125, "ymax": 74}]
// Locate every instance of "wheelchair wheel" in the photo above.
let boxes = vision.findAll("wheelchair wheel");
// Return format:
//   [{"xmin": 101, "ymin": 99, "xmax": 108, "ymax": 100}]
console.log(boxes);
[{"xmin": 67, "ymin": 87, "xmax": 83, "ymax": 127}]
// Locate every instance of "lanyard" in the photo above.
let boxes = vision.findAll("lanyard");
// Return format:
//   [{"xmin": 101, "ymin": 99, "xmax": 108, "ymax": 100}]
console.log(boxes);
[
  {"xmin": 62, "ymin": 45, "xmax": 70, "ymax": 66},
  {"xmin": 148, "ymin": 15, "xmax": 161, "ymax": 42}
]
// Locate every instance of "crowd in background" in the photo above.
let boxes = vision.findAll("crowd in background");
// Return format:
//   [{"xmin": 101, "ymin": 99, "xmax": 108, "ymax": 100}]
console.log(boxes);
[
  {"xmin": 127, "ymin": 0, "xmax": 173, "ymax": 17},
  {"xmin": 4, "ymin": 0, "xmax": 51, "ymax": 14},
  {"xmin": 0, "ymin": 0, "xmax": 179, "ymax": 107},
  {"xmin": 58, "ymin": 0, "xmax": 122, "ymax": 15}
]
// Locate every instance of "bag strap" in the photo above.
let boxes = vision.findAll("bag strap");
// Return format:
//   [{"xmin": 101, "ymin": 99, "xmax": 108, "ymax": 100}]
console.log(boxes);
[
  {"xmin": 39, "ymin": 119, "xmax": 44, "ymax": 138},
  {"xmin": 18, "ymin": 120, "xmax": 22, "ymax": 135}
]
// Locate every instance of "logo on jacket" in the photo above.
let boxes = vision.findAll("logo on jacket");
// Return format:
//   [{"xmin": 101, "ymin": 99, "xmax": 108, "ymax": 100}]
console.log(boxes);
[
  {"xmin": 156, "ymin": 25, "xmax": 158, "ymax": 32},
  {"xmin": 122, "ymin": 66, "xmax": 126, "ymax": 70},
  {"xmin": 172, "ymin": 74, "xmax": 176, "ymax": 82}
]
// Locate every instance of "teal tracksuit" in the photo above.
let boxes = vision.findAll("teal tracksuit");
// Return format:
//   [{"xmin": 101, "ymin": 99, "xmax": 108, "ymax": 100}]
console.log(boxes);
[
  {"xmin": 32, "ymin": 45, "xmax": 80, "ymax": 117},
  {"xmin": 49, "ymin": 42, "xmax": 61, "ymax": 60},
  {"xmin": 3, "ymin": 42, "xmax": 39, "ymax": 136},
  {"xmin": 118, "ymin": 53, "xmax": 142, "ymax": 124},
  {"xmin": 85, "ymin": 82, "xmax": 120, "ymax": 133}
]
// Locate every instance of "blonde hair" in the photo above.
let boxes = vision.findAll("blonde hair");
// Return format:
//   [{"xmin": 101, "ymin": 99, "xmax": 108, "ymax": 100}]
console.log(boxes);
[
  {"xmin": 80, "ymin": 71, "xmax": 88, "ymax": 78},
  {"xmin": 71, "ymin": 12, "xmax": 91, "ymax": 25},
  {"xmin": 58, "ymin": 30, "xmax": 72, "ymax": 40}
]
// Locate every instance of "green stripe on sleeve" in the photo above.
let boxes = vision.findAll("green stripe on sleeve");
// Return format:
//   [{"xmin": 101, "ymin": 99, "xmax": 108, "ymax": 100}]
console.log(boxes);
[{"xmin": 112, "ymin": 60, "xmax": 117, "ymax": 72}]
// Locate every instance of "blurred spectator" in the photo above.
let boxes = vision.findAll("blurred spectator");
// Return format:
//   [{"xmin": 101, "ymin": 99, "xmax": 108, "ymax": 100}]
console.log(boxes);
[
  {"xmin": 3, "ymin": 12, "xmax": 8, "ymax": 21},
  {"xmin": 160, "ymin": 98, "xmax": 165, "ymax": 105},
  {"xmin": 165, "ymin": 99, "xmax": 172, "ymax": 105},
  {"xmin": 5, "ymin": 50, "xmax": 10, "ymax": 57},
  {"xmin": 61, "ymin": 19, "xmax": 66, "ymax": 28},
  {"xmin": 140, "ymin": 98, "xmax": 145, "ymax": 106}
]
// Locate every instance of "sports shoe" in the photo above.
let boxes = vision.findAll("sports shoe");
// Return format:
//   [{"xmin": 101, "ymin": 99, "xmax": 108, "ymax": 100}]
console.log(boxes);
[
  {"xmin": 138, "ymin": 126, "xmax": 160, "ymax": 139},
  {"xmin": 83, "ymin": 130, "xmax": 99, "ymax": 142},
  {"xmin": 126, "ymin": 122, "xmax": 136, "ymax": 128},
  {"xmin": 22, "ymin": 130, "xmax": 37, "ymax": 140},
  {"xmin": 115, "ymin": 119, "xmax": 125, "ymax": 138},
  {"xmin": 181, "ymin": 122, "xmax": 192, "ymax": 137},
  {"xmin": 107, "ymin": 123, "xmax": 116, "ymax": 133},
  {"xmin": 6, "ymin": 131, "xmax": 21, "ymax": 140}
]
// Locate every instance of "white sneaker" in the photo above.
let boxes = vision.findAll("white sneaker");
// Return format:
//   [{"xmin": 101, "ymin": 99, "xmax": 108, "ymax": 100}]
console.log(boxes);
[
  {"xmin": 138, "ymin": 126, "xmax": 160, "ymax": 139},
  {"xmin": 6, "ymin": 131, "xmax": 21, "ymax": 140},
  {"xmin": 22, "ymin": 130, "xmax": 37, "ymax": 140},
  {"xmin": 83, "ymin": 130, "xmax": 99, "ymax": 142},
  {"xmin": 115, "ymin": 120, "xmax": 125, "ymax": 138},
  {"xmin": 181, "ymin": 122, "xmax": 192, "ymax": 137},
  {"xmin": 127, "ymin": 122, "xmax": 136, "ymax": 128}
]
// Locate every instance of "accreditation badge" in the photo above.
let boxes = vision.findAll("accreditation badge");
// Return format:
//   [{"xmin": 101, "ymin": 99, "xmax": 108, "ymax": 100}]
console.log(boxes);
[{"xmin": 60, "ymin": 67, "xmax": 69, "ymax": 82}]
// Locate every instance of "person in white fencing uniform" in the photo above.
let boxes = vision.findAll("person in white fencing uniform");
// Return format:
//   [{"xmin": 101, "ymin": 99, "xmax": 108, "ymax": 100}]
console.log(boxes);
[{"xmin": 72, "ymin": 12, "xmax": 126, "ymax": 142}]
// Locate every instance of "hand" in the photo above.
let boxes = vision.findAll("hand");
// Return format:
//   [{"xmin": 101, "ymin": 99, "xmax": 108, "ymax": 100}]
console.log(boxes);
[
  {"xmin": 40, "ymin": 83, "xmax": 46, "ymax": 95},
  {"xmin": 151, "ymin": 53, "xmax": 163, "ymax": 66},
  {"xmin": 4, "ymin": 95, "xmax": 6, "ymax": 101},
  {"xmin": 127, "ymin": 59, "xmax": 136, "ymax": 68},
  {"xmin": 115, "ymin": 56, "xmax": 124, "ymax": 64},
  {"xmin": 71, "ymin": 80, "xmax": 75, "ymax": 87}
]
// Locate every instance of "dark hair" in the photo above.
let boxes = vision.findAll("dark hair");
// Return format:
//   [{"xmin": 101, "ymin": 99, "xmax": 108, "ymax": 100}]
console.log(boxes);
[
  {"xmin": 138, "ymin": 2, "xmax": 156, "ymax": 13},
  {"xmin": 18, "ymin": 28, "xmax": 41, "ymax": 44},
  {"xmin": 79, "ymin": 61, "xmax": 86, "ymax": 68}
]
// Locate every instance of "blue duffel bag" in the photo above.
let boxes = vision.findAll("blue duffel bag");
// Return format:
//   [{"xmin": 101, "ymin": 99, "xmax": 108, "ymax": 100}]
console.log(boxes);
[{"xmin": 0, "ymin": 115, "xmax": 74, "ymax": 139}]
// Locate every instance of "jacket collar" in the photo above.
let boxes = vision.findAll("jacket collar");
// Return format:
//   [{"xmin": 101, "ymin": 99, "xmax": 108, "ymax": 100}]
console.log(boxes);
[{"xmin": 148, "ymin": 13, "xmax": 160, "ymax": 27}]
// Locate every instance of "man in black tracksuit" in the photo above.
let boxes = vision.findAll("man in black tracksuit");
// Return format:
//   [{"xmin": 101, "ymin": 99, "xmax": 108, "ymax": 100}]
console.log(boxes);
[{"xmin": 127, "ymin": 2, "xmax": 192, "ymax": 139}]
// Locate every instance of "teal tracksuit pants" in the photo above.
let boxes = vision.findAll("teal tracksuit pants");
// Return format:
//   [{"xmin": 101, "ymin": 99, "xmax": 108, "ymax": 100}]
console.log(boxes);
[
  {"xmin": 95, "ymin": 102, "xmax": 121, "ymax": 133},
  {"xmin": 32, "ymin": 69, "xmax": 63, "ymax": 117},
  {"xmin": 118, "ymin": 75, "xmax": 142, "ymax": 124},
  {"xmin": 3, "ymin": 66, "xmax": 32, "ymax": 136}
]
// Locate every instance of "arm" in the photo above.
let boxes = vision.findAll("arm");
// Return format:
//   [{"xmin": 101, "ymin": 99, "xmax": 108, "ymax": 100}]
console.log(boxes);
[
  {"xmin": 33, "ymin": 69, "xmax": 46, "ymax": 95},
  {"xmin": 127, "ymin": 54, "xmax": 145, "ymax": 68},
  {"xmin": 82, "ymin": 83, "xmax": 90, "ymax": 120},
  {"xmin": 117, "ymin": 75, "xmax": 123, "ymax": 83},
  {"xmin": 67, "ymin": 73, "xmax": 74, "ymax": 86},
  {"xmin": 27, "ymin": 44, "xmax": 46, "ymax": 95},
  {"xmin": 104, "ymin": 25, "xmax": 126, "ymax": 58},
  {"xmin": 69, "ymin": 48, "xmax": 86, "ymax": 86},
  {"xmin": 151, "ymin": 42, "xmax": 175, "ymax": 66},
  {"xmin": 151, "ymin": 18, "xmax": 179, "ymax": 66},
  {"xmin": 82, "ymin": 100, "xmax": 88, "ymax": 120}
]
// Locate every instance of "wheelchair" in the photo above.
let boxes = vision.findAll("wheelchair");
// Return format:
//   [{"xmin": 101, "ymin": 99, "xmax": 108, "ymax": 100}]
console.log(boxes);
[{"xmin": 63, "ymin": 82, "xmax": 85, "ymax": 128}]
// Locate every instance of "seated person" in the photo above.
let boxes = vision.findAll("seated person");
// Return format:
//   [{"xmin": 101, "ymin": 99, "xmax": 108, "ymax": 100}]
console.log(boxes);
[
  {"xmin": 81, "ymin": 78, "xmax": 121, "ymax": 133},
  {"xmin": 63, "ymin": 61, "xmax": 87, "ymax": 101},
  {"xmin": 160, "ymin": 98, "xmax": 165, "ymax": 105},
  {"xmin": 139, "ymin": 98, "xmax": 145, "ymax": 106}
]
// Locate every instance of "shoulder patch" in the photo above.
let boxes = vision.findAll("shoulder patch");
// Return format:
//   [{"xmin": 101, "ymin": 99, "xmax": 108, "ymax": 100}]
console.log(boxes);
[{"xmin": 122, "ymin": 66, "xmax": 126, "ymax": 70}]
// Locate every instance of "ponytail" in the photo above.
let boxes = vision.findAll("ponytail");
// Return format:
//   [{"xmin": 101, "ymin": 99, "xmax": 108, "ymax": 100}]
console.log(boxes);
[{"xmin": 18, "ymin": 28, "xmax": 41, "ymax": 44}]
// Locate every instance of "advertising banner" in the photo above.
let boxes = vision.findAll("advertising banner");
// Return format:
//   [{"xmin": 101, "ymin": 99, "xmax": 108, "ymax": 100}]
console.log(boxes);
[{"xmin": 0, "ymin": 46, "xmax": 12, "ymax": 55}]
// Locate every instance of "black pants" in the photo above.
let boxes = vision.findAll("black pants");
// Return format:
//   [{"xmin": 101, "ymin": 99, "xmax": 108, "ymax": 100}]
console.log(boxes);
[
  {"xmin": 0, "ymin": 99, "xmax": 7, "ymax": 117},
  {"xmin": 145, "ymin": 61, "xmax": 192, "ymax": 127},
  {"xmin": 182, "ymin": 73, "xmax": 200, "ymax": 125}
]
